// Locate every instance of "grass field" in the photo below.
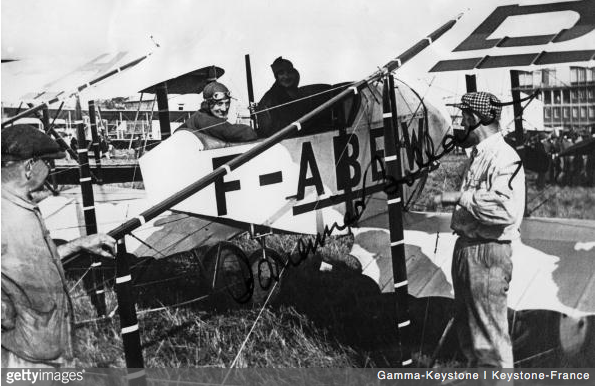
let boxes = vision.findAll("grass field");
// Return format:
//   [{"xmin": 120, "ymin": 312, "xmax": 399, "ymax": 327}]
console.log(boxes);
[{"xmin": 65, "ymin": 152, "xmax": 593, "ymax": 373}]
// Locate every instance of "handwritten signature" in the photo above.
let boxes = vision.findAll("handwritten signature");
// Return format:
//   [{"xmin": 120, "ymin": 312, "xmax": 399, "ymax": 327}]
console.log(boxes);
[{"xmin": 226, "ymin": 120, "xmax": 523, "ymax": 304}]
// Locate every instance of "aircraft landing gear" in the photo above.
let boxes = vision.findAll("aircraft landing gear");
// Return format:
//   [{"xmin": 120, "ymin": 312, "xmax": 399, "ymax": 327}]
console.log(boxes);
[
  {"xmin": 201, "ymin": 241, "xmax": 254, "ymax": 310},
  {"xmin": 248, "ymin": 236, "xmax": 284, "ymax": 306}
]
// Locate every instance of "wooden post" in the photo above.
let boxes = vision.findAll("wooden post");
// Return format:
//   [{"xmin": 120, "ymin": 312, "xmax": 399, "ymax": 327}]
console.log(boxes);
[
  {"xmin": 88, "ymin": 101, "xmax": 103, "ymax": 184},
  {"xmin": 114, "ymin": 239, "xmax": 147, "ymax": 385},
  {"xmin": 75, "ymin": 97, "xmax": 106, "ymax": 317},
  {"xmin": 42, "ymin": 107, "xmax": 58, "ymax": 192},
  {"xmin": 156, "ymin": 83, "xmax": 171, "ymax": 141},
  {"xmin": 465, "ymin": 74, "xmax": 477, "ymax": 92},
  {"xmin": 382, "ymin": 74, "xmax": 412, "ymax": 367}
]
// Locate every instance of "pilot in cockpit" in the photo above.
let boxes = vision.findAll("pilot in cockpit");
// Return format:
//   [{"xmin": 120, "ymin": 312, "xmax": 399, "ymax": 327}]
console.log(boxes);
[
  {"xmin": 177, "ymin": 81, "xmax": 258, "ymax": 145},
  {"xmin": 255, "ymin": 57, "xmax": 305, "ymax": 138}
]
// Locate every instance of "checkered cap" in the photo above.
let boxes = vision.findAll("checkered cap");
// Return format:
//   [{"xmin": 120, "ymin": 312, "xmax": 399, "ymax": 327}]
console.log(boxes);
[{"xmin": 447, "ymin": 92, "xmax": 502, "ymax": 122}]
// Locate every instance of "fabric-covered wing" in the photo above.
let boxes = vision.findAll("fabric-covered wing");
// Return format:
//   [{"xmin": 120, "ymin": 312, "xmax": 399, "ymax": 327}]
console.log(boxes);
[{"xmin": 350, "ymin": 212, "xmax": 594, "ymax": 318}]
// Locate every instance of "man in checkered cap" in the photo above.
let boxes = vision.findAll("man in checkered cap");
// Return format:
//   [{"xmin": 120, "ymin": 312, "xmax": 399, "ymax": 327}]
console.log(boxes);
[{"xmin": 435, "ymin": 92, "xmax": 525, "ymax": 368}]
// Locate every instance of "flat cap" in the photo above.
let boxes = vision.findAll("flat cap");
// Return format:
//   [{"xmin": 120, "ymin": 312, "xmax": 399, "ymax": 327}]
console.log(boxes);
[
  {"xmin": 447, "ymin": 92, "xmax": 502, "ymax": 122},
  {"xmin": 1, "ymin": 124, "xmax": 65, "ymax": 162}
]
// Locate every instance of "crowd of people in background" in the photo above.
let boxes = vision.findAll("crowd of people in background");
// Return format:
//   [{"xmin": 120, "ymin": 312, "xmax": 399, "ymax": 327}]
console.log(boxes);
[{"xmin": 530, "ymin": 131, "xmax": 594, "ymax": 188}]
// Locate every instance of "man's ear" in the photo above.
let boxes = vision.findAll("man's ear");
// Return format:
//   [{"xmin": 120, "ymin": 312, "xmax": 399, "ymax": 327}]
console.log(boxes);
[{"xmin": 24, "ymin": 159, "xmax": 34, "ymax": 180}]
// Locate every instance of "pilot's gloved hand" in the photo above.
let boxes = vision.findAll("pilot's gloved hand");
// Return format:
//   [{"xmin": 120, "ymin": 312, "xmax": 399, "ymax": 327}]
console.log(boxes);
[{"xmin": 248, "ymin": 102, "xmax": 258, "ymax": 115}]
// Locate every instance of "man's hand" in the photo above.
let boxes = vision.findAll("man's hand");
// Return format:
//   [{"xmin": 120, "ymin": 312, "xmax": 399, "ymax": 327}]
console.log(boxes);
[
  {"xmin": 77, "ymin": 234, "xmax": 116, "ymax": 258},
  {"xmin": 58, "ymin": 233, "xmax": 116, "ymax": 259},
  {"xmin": 248, "ymin": 102, "xmax": 258, "ymax": 115},
  {"xmin": 433, "ymin": 191, "xmax": 462, "ymax": 206}
]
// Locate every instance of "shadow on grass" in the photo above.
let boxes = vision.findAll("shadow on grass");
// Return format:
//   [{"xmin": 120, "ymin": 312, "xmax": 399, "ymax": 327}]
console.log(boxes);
[{"xmin": 274, "ymin": 262, "xmax": 459, "ymax": 367}]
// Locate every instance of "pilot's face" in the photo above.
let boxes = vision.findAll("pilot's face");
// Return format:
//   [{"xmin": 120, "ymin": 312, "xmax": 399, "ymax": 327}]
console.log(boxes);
[
  {"xmin": 209, "ymin": 99, "xmax": 230, "ymax": 119},
  {"xmin": 276, "ymin": 69, "xmax": 297, "ymax": 88}
]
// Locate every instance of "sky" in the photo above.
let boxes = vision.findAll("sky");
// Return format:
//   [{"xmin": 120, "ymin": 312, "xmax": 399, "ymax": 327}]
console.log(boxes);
[{"xmin": 1, "ymin": 0, "xmax": 594, "ymax": 112}]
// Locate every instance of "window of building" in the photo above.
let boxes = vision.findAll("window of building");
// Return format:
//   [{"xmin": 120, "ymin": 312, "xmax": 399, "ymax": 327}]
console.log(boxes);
[
  {"xmin": 589, "ymin": 107, "xmax": 595, "ymax": 119},
  {"xmin": 519, "ymin": 71, "xmax": 533, "ymax": 87},
  {"xmin": 533, "ymin": 71, "xmax": 542, "ymax": 86},
  {"xmin": 543, "ymin": 91, "xmax": 552, "ymax": 104},
  {"xmin": 563, "ymin": 107, "xmax": 570, "ymax": 119},
  {"xmin": 581, "ymin": 107, "xmax": 587, "ymax": 118},
  {"xmin": 571, "ymin": 68, "xmax": 578, "ymax": 83},
  {"xmin": 579, "ymin": 68, "xmax": 586, "ymax": 82},
  {"xmin": 553, "ymin": 90, "xmax": 562, "ymax": 104},
  {"xmin": 544, "ymin": 107, "xmax": 551, "ymax": 119},
  {"xmin": 572, "ymin": 107, "xmax": 579, "ymax": 118},
  {"xmin": 578, "ymin": 89, "xmax": 586, "ymax": 102},
  {"xmin": 541, "ymin": 69, "xmax": 556, "ymax": 86},
  {"xmin": 542, "ymin": 69, "xmax": 550, "ymax": 85},
  {"xmin": 571, "ymin": 67, "xmax": 591, "ymax": 84},
  {"xmin": 588, "ymin": 89, "xmax": 594, "ymax": 102},
  {"xmin": 553, "ymin": 107, "xmax": 561, "ymax": 119},
  {"xmin": 563, "ymin": 90, "xmax": 570, "ymax": 103},
  {"xmin": 570, "ymin": 90, "xmax": 577, "ymax": 102}
]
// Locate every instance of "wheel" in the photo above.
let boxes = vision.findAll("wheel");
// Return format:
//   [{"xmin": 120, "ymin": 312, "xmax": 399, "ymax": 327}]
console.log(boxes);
[
  {"xmin": 202, "ymin": 242, "xmax": 254, "ymax": 309},
  {"xmin": 557, "ymin": 314, "xmax": 594, "ymax": 366},
  {"xmin": 248, "ymin": 248, "xmax": 285, "ymax": 306}
]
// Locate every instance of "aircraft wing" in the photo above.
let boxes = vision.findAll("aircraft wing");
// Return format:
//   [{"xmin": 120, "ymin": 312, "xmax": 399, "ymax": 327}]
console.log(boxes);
[
  {"xmin": 38, "ymin": 185, "xmax": 241, "ymax": 258},
  {"xmin": 350, "ymin": 212, "xmax": 595, "ymax": 318}
]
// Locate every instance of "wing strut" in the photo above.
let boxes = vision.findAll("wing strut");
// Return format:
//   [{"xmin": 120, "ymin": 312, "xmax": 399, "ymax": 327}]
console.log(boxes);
[
  {"xmin": 75, "ymin": 97, "xmax": 107, "ymax": 318},
  {"xmin": 1, "ymin": 51, "xmax": 154, "ymax": 128},
  {"xmin": 383, "ymin": 74, "xmax": 413, "ymax": 366}
]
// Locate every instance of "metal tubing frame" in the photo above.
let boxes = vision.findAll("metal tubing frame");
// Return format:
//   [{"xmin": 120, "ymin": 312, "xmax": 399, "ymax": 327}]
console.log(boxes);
[
  {"xmin": 114, "ymin": 239, "xmax": 147, "ymax": 383},
  {"xmin": 383, "ymin": 74, "xmax": 412, "ymax": 367},
  {"xmin": 88, "ymin": 100, "xmax": 103, "ymax": 183},
  {"xmin": 75, "ymin": 97, "xmax": 106, "ymax": 317},
  {"xmin": 156, "ymin": 83, "xmax": 171, "ymax": 141}
]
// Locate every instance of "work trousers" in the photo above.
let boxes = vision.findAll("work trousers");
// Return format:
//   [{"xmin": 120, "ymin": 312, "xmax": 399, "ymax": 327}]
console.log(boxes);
[
  {"xmin": 1, "ymin": 348, "xmax": 68, "ymax": 368},
  {"xmin": 451, "ymin": 237, "xmax": 513, "ymax": 368}
]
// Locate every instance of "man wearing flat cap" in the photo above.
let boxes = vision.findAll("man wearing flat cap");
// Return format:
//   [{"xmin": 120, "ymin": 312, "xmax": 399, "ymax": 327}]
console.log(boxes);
[
  {"xmin": 435, "ymin": 92, "xmax": 525, "ymax": 368},
  {"xmin": 1, "ymin": 124, "xmax": 116, "ymax": 367},
  {"xmin": 256, "ymin": 57, "xmax": 304, "ymax": 138}
]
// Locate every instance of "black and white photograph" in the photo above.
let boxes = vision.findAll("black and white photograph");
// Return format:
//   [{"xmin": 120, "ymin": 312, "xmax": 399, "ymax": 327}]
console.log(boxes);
[{"xmin": 1, "ymin": 0, "xmax": 594, "ymax": 385}]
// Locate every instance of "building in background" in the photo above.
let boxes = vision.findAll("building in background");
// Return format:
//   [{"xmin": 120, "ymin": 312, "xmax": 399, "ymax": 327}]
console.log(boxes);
[{"xmin": 518, "ymin": 66, "xmax": 595, "ymax": 135}]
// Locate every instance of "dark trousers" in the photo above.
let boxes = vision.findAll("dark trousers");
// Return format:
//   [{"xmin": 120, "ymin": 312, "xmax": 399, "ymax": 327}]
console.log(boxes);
[{"xmin": 452, "ymin": 237, "xmax": 513, "ymax": 368}]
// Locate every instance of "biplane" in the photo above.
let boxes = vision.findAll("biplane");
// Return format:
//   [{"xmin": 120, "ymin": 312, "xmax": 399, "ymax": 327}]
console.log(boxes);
[{"xmin": 2, "ymin": 0, "xmax": 594, "ymax": 372}]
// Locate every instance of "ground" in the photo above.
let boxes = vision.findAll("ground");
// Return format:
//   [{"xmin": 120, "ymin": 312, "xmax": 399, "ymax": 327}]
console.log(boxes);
[{"xmin": 65, "ymin": 152, "xmax": 594, "ymax": 371}]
